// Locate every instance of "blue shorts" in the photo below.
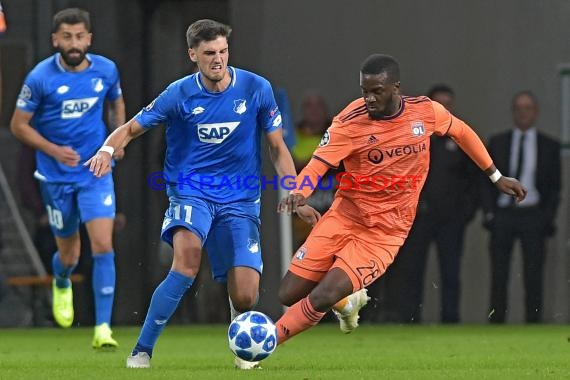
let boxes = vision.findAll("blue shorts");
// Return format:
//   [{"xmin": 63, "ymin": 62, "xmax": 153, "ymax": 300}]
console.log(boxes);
[
  {"xmin": 38, "ymin": 174, "xmax": 116, "ymax": 238},
  {"xmin": 161, "ymin": 196, "xmax": 262, "ymax": 283}
]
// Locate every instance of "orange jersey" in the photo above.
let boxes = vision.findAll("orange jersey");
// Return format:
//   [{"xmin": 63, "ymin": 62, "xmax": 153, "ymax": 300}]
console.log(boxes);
[{"xmin": 293, "ymin": 96, "xmax": 492, "ymax": 244}]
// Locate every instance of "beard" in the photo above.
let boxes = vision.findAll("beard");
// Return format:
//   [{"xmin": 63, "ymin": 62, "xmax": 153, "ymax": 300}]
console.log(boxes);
[
  {"xmin": 368, "ymin": 110, "xmax": 384, "ymax": 120},
  {"xmin": 59, "ymin": 48, "xmax": 87, "ymax": 67},
  {"xmin": 367, "ymin": 96, "xmax": 400, "ymax": 120}
]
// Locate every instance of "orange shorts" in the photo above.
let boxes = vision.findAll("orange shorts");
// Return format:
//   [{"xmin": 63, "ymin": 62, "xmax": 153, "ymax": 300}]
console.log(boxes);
[{"xmin": 289, "ymin": 209, "xmax": 402, "ymax": 292}]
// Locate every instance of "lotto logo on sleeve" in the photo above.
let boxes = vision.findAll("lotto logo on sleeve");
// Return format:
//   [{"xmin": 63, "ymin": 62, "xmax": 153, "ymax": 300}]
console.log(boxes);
[
  {"xmin": 61, "ymin": 97, "xmax": 98, "ymax": 119},
  {"xmin": 197, "ymin": 122, "xmax": 240, "ymax": 143}
]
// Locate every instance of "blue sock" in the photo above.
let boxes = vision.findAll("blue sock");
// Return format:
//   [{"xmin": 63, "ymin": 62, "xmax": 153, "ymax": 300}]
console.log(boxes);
[
  {"xmin": 52, "ymin": 252, "xmax": 77, "ymax": 288},
  {"xmin": 134, "ymin": 271, "xmax": 194, "ymax": 356},
  {"xmin": 92, "ymin": 252, "xmax": 116, "ymax": 326}
]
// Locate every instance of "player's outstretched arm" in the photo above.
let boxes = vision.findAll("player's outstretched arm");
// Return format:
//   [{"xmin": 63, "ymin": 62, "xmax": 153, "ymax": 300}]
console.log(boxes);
[
  {"xmin": 266, "ymin": 129, "xmax": 296, "ymax": 181},
  {"xmin": 11, "ymin": 108, "xmax": 80, "ymax": 167},
  {"xmin": 266, "ymin": 129, "xmax": 323, "ymax": 223},
  {"xmin": 85, "ymin": 118, "xmax": 146, "ymax": 177},
  {"xmin": 446, "ymin": 121, "xmax": 527, "ymax": 203},
  {"xmin": 433, "ymin": 100, "xmax": 528, "ymax": 204}
]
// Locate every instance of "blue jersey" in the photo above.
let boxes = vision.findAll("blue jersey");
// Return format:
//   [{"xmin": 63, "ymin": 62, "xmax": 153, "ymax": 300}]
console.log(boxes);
[
  {"xmin": 135, "ymin": 67, "xmax": 282, "ymax": 203},
  {"xmin": 16, "ymin": 53, "xmax": 122, "ymax": 184}
]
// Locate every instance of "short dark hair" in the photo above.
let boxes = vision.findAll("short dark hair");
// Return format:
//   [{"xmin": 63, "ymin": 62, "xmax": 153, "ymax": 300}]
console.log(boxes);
[
  {"xmin": 360, "ymin": 54, "xmax": 400, "ymax": 83},
  {"xmin": 186, "ymin": 19, "xmax": 232, "ymax": 49},
  {"xmin": 512, "ymin": 90, "xmax": 538, "ymax": 108},
  {"xmin": 427, "ymin": 84, "xmax": 455, "ymax": 99},
  {"xmin": 53, "ymin": 8, "xmax": 91, "ymax": 33}
]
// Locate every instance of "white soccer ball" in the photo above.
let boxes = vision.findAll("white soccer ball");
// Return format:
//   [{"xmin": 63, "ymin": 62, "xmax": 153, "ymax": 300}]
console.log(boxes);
[{"xmin": 228, "ymin": 311, "xmax": 277, "ymax": 362}]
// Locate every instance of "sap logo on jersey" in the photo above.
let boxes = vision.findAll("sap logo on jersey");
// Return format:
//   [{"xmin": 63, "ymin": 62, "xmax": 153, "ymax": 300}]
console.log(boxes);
[
  {"xmin": 61, "ymin": 97, "xmax": 98, "ymax": 119},
  {"xmin": 197, "ymin": 122, "xmax": 240, "ymax": 144}
]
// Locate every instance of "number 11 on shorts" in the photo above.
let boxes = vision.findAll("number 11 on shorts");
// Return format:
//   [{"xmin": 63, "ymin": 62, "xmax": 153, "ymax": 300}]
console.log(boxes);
[{"xmin": 173, "ymin": 204, "xmax": 193, "ymax": 224}]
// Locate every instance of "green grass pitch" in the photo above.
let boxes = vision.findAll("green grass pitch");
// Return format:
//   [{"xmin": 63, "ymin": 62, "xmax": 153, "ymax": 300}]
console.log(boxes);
[{"xmin": 0, "ymin": 325, "xmax": 568, "ymax": 379}]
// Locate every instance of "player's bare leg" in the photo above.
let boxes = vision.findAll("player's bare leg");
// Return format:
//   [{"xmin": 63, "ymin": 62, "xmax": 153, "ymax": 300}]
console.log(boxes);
[
  {"xmin": 276, "ymin": 268, "xmax": 355, "ymax": 344},
  {"xmin": 306, "ymin": 268, "xmax": 353, "ymax": 312},
  {"xmin": 52, "ymin": 233, "xmax": 81, "ymax": 328},
  {"xmin": 278, "ymin": 271, "xmax": 318, "ymax": 306},
  {"xmin": 85, "ymin": 218, "xmax": 118, "ymax": 349},
  {"xmin": 227, "ymin": 266, "xmax": 261, "ymax": 369},
  {"xmin": 170, "ymin": 230, "xmax": 203, "ymax": 277},
  {"xmin": 54, "ymin": 234, "xmax": 81, "ymax": 267},
  {"xmin": 228, "ymin": 266, "xmax": 260, "ymax": 312}
]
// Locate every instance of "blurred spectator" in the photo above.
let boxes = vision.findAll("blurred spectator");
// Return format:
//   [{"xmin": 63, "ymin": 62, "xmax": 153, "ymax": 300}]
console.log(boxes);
[
  {"xmin": 0, "ymin": 0, "xmax": 6, "ymax": 304},
  {"xmin": 290, "ymin": 92, "xmax": 336, "ymax": 249},
  {"xmin": 292, "ymin": 92, "xmax": 331, "ymax": 172},
  {"xmin": 364, "ymin": 84, "xmax": 479, "ymax": 323},
  {"xmin": 0, "ymin": 1, "xmax": 7, "ymax": 34},
  {"xmin": 482, "ymin": 90, "xmax": 560, "ymax": 323}
]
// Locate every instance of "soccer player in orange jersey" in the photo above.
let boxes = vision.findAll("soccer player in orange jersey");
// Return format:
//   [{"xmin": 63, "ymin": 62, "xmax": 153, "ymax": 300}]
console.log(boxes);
[{"xmin": 276, "ymin": 54, "xmax": 527, "ymax": 344}]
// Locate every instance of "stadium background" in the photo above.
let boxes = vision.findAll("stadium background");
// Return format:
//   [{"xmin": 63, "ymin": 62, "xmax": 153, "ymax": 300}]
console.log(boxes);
[{"xmin": 0, "ymin": 0, "xmax": 568, "ymax": 325}]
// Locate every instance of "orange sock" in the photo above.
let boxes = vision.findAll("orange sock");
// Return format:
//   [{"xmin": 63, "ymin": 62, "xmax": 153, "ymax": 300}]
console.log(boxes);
[{"xmin": 275, "ymin": 296, "xmax": 325, "ymax": 345}]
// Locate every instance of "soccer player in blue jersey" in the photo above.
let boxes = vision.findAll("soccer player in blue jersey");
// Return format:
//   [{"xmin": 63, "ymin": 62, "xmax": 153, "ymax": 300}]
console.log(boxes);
[
  {"xmin": 10, "ymin": 8, "xmax": 124, "ymax": 348},
  {"xmin": 87, "ymin": 19, "xmax": 319, "ymax": 369}
]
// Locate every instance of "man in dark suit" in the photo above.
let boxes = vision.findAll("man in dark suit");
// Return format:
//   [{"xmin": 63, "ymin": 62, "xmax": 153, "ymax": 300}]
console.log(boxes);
[
  {"xmin": 369, "ymin": 84, "xmax": 480, "ymax": 324},
  {"xmin": 482, "ymin": 90, "xmax": 561, "ymax": 323}
]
